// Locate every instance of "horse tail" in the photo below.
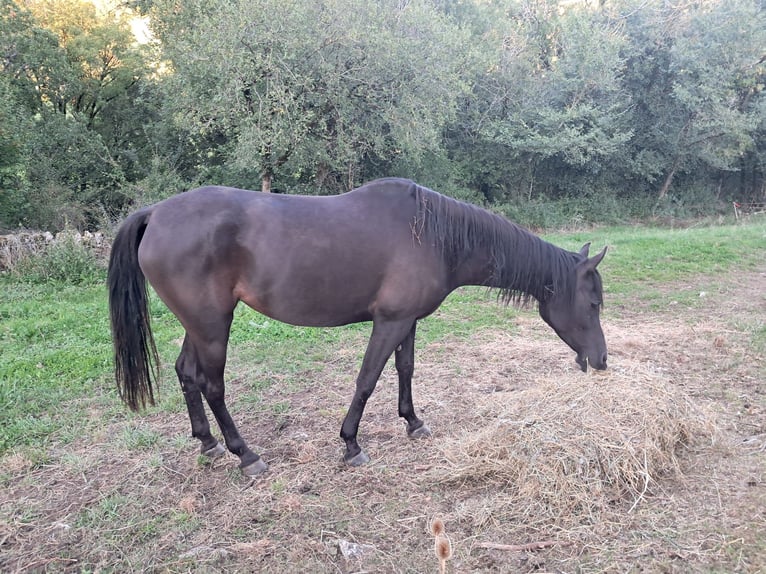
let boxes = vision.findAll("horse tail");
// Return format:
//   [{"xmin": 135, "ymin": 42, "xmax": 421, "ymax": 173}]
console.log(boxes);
[{"xmin": 107, "ymin": 209, "xmax": 160, "ymax": 412}]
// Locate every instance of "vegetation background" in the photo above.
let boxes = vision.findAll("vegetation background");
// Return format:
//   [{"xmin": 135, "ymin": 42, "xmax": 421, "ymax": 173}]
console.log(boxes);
[{"xmin": 1, "ymin": 0, "xmax": 765, "ymax": 232}]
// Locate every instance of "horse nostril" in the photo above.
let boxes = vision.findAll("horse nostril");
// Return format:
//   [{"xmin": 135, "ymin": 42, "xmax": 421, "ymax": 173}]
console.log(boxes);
[{"xmin": 601, "ymin": 353, "xmax": 608, "ymax": 368}]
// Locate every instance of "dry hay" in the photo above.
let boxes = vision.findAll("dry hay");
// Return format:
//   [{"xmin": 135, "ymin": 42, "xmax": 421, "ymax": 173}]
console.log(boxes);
[{"xmin": 430, "ymin": 363, "xmax": 717, "ymax": 534}]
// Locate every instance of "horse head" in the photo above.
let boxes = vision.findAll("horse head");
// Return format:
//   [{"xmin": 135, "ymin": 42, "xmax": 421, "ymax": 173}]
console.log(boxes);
[{"xmin": 538, "ymin": 243, "xmax": 608, "ymax": 372}]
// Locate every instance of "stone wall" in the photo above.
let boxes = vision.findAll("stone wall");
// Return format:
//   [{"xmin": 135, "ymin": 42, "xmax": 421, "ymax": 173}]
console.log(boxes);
[{"xmin": 0, "ymin": 231, "xmax": 110, "ymax": 271}]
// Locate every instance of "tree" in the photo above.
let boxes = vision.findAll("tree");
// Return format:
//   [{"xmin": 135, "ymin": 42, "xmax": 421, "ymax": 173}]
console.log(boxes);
[
  {"xmin": 447, "ymin": 0, "xmax": 633, "ymax": 202},
  {"xmin": 151, "ymin": 0, "xmax": 470, "ymax": 193},
  {"xmin": 0, "ymin": 74, "xmax": 31, "ymax": 228},
  {"xmin": 620, "ymin": 0, "xmax": 766, "ymax": 201},
  {"xmin": 0, "ymin": 0, "xmax": 164, "ymax": 229},
  {"xmin": 0, "ymin": 0, "xmax": 72, "ymax": 113}
]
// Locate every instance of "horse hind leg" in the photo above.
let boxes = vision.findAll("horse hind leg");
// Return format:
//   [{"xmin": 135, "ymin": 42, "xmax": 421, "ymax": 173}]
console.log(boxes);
[
  {"xmin": 395, "ymin": 322, "xmax": 431, "ymax": 439},
  {"xmin": 179, "ymin": 321, "xmax": 268, "ymax": 476},
  {"xmin": 175, "ymin": 337, "xmax": 225, "ymax": 458}
]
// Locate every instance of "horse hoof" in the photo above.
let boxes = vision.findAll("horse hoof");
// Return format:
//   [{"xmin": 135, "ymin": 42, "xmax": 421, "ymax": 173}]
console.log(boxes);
[
  {"xmin": 202, "ymin": 442, "xmax": 226, "ymax": 459},
  {"xmin": 241, "ymin": 458, "xmax": 269, "ymax": 476},
  {"xmin": 408, "ymin": 423, "xmax": 432, "ymax": 439},
  {"xmin": 344, "ymin": 450, "xmax": 371, "ymax": 467}
]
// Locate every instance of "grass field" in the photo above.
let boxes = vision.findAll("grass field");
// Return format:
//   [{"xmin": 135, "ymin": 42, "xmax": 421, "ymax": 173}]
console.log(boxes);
[{"xmin": 1, "ymin": 217, "xmax": 764, "ymax": 572}]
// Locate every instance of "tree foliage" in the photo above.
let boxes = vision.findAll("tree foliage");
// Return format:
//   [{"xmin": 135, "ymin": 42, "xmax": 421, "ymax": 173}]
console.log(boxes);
[
  {"xmin": 620, "ymin": 0, "xmax": 766, "ymax": 200},
  {"xmin": 1, "ymin": 0, "xmax": 764, "ymax": 231},
  {"xmin": 0, "ymin": 0, "xmax": 158, "ymax": 229},
  {"xmin": 151, "ymin": 0, "xmax": 470, "ymax": 193}
]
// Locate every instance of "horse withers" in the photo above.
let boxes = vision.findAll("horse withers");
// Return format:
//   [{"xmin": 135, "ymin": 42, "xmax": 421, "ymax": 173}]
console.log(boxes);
[{"xmin": 107, "ymin": 178, "xmax": 607, "ymax": 475}]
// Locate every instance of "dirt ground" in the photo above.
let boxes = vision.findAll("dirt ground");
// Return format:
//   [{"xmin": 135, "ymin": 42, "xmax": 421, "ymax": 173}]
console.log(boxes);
[{"xmin": 1, "ymin": 267, "xmax": 764, "ymax": 573}]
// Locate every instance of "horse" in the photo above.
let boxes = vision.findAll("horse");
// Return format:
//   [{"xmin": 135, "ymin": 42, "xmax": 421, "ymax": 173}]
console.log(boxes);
[{"xmin": 108, "ymin": 178, "xmax": 607, "ymax": 476}]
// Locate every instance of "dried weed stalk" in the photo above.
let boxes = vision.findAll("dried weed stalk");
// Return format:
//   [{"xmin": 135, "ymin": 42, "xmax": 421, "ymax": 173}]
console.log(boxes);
[{"xmin": 429, "ymin": 517, "xmax": 453, "ymax": 574}]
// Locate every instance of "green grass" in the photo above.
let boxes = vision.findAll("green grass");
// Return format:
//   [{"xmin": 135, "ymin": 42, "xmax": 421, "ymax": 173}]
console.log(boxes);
[
  {"xmin": 1, "ymin": 218, "xmax": 763, "ymax": 456},
  {"xmin": 547, "ymin": 220, "xmax": 766, "ymax": 301},
  {"xmin": 0, "ymin": 282, "xmax": 111, "ymax": 453}
]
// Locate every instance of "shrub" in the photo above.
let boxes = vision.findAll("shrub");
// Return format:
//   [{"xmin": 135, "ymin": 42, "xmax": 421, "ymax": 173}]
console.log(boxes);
[{"xmin": 11, "ymin": 233, "xmax": 106, "ymax": 285}]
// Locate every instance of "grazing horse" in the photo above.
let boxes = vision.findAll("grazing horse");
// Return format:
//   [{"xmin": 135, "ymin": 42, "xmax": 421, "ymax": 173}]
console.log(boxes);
[{"xmin": 108, "ymin": 178, "xmax": 607, "ymax": 475}]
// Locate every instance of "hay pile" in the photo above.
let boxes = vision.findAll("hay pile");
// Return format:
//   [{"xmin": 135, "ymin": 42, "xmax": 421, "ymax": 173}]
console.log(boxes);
[{"xmin": 431, "ymin": 367, "xmax": 716, "ymax": 532}]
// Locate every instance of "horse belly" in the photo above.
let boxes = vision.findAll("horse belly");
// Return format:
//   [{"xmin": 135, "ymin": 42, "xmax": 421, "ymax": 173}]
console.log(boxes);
[
  {"xmin": 235, "ymin": 240, "xmax": 442, "ymax": 327},
  {"xmin": 235, "ymin": 271, "xmax": 380, "ymax": 327}
]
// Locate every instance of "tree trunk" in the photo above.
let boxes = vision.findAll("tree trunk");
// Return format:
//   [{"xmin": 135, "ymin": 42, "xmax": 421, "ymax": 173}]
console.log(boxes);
[
  {"xmin": 658, "ymin": 158, "xmax": 679, "ymax": 200},
  {"xmin": 261, "ymin": 172, "xmax": 272, "ymax": 193},
  {"xmin": 658, "ymin": 167, "xmax": 675, "ymax": 200},
  {"xmin": 659, "ymin": 116, "xmax": 697, "ymax": 200}
]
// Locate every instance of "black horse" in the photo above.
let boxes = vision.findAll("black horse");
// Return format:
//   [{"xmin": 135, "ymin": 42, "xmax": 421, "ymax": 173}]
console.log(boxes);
[{"xmin": 108, "ymin": 178, "xmax": 607, "ymax": 475}]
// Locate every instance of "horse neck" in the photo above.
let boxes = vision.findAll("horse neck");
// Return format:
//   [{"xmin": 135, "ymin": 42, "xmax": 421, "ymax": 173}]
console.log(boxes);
[
  {"xmin": 416, "ymin": 186, "xmax": 575, "ymax": 303},
  {"xmin": 450, "ymin": 247, "xmax": 497, "ymax": 288},
  {"xmin": 449, "ymin": 219, "xmax": 572, "ymax": 303}
]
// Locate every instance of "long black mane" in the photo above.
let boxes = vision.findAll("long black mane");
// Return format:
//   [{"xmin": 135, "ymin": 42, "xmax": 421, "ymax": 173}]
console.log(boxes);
[{"xmin": 413, "ymin": 184, "xmax": 582, "ymax": 305}]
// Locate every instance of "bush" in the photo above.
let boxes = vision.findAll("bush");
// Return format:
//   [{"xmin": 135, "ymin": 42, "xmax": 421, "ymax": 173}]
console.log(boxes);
[
  {"xmin": 11, "ymin": 233, "xmax": 106, "ymax": 285},
  {"xmin": 491, "ymin": 189, "xmax": 724, "ymax": 231}
]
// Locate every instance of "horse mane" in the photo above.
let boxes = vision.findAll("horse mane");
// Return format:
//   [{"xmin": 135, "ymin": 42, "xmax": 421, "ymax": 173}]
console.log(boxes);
[{"xmin": 413, "ymin": 184, "xmax": 582, "ymax": 305}]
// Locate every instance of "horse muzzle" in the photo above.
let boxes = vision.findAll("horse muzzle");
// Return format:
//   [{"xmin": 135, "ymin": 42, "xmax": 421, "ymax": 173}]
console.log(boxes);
[{"xmin": 576, "ymin": 352, "xmax": 608, "ymax": 372}]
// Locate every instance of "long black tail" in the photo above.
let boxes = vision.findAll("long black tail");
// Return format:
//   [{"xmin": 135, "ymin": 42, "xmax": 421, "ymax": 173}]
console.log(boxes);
[{"xmin": 107, "ymin": 209, "xmax": 159, "ymax": 411}]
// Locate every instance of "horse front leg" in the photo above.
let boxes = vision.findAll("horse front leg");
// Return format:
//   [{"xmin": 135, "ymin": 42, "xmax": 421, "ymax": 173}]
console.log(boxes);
[
  {"xmin": 341, "ymin": 318, "xmax": 415, "ymax": 466},
  {"xmin": 395, "ymin": 321, "xmax": 431, "ymax": 439}
]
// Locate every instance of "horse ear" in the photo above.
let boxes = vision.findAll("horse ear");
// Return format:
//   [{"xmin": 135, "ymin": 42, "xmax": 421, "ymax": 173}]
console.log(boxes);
[
  {"xmin": 588, "ymin": 246, "xmax": 607, "ymax": 269},
  {"xmin": 579, "ymin": 242, "xmax": 591, "ymax": 257},
  {"xmin": 577, "ymin": 245, "xmax": 607, "ymax": 275}
]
